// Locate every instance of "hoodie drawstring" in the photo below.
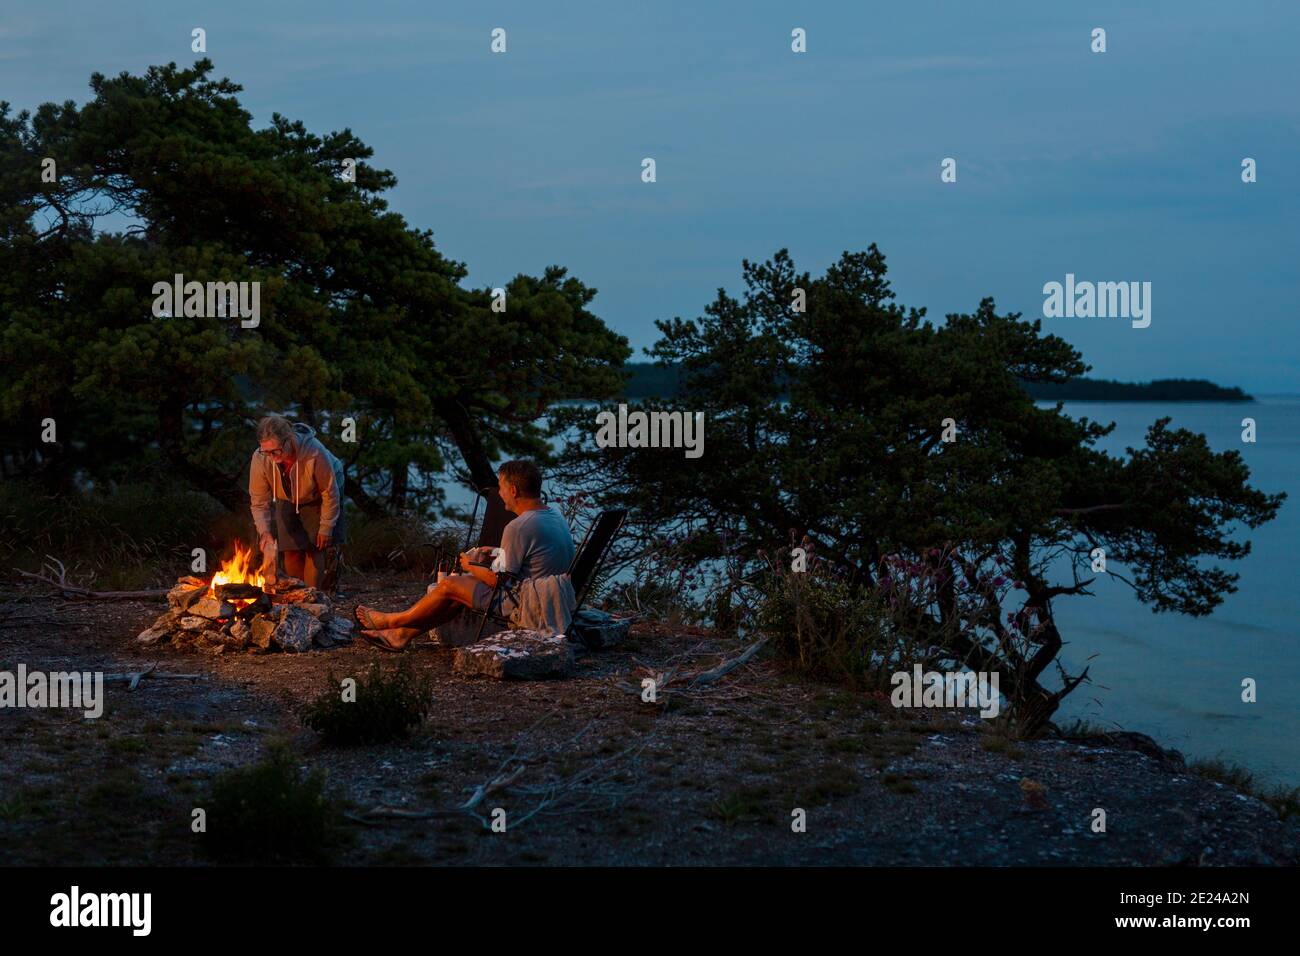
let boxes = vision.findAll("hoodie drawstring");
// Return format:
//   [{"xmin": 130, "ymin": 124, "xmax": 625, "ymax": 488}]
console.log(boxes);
[{"xmin": 295, "ymin": 459, "xmax": 300, "ymax": 514}]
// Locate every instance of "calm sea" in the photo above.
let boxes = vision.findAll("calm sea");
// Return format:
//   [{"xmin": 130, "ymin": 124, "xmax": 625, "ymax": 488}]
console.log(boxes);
[{"xmin": 1046, "ymin": 398, "xmax": 1299, "ymax": 787}]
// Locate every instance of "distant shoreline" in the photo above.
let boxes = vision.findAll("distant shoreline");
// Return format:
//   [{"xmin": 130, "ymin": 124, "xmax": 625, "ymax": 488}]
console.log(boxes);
[{"xmin": 619, "ymin": 363, "xmax": 1254, "ymax": 403}]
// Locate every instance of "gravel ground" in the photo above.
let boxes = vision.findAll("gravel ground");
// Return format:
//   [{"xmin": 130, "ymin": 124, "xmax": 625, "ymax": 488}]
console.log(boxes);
[{"xmin": 1, "ymin": 570, "xmax": 1296, "ymax": 866}]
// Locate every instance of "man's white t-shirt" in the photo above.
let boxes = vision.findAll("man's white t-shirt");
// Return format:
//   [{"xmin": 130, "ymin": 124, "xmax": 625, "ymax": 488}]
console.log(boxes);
[{"xmin": 491, "ymin": 506, "xmax": 575, "ymax": 581}]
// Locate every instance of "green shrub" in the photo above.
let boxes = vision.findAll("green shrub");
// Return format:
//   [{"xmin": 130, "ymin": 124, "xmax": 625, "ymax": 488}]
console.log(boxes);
[
  {"xmin": 344, "ymin": 511, "xmax": 462, "ymax": 573},
  {"xmin": 0, "ymin": 478, "xmax": 247, "ymax": 589},
  {"xmin": 752, "ymin": 549, "xmax": 1059, "ymax": 734},
  {"xmin": 300, "ymin": 661, "xmax": 434, "ymax": 746},
  {"xmin": 200, "ymin": 743, "xmax": 338, "ymax": 864},
  {"xmin": 754, "ymin": 563, "xmax": 919, "ymax": 692}
]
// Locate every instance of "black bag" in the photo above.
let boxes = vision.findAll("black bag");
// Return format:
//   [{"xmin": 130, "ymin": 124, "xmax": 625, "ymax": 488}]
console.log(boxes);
[{"xmin": 567, "ymin": 609, "xmax": 630, "ymax": 650}]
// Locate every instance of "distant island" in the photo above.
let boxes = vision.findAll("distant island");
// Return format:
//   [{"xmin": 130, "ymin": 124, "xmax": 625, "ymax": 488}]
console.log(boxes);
[
  {"xmin": 1022, "ymin": 378, "xmax": 1253, "ymax": 402},
  {"xmin": 620, "ymin": 363, "xmax": 1253, "ymax": 403}
]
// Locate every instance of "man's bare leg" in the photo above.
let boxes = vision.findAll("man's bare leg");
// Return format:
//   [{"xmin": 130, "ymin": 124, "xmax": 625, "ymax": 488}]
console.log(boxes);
[{"xmin": 356, "ymin": 575, "xmax": 479, "ymax": 633}]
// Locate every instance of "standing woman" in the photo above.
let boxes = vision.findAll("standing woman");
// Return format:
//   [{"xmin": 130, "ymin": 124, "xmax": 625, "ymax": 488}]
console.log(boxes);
[{"xmin": 248, "ymin": 414, "xmax": 347, "ymax": 592}]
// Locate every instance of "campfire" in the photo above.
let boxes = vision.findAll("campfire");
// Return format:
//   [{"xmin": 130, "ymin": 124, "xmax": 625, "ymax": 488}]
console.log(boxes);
[
  {"xmin": 208, "ymin": 541, "xmax": 268, "ymax": 615},
  {"xmin": 135, "ymin": 542, "xmax": 353, "ymax": 654}
]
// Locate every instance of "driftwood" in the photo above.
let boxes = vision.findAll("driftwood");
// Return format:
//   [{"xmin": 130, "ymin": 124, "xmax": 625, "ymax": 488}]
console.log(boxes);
[
  {"xmin": 611, "ymin": 636, "xmax": 768, "ymax": 702},
  {"xmin": 687, "ymin": 637, "xmax": 767, "ymax": 687},
  {"xmin": 347, "ymin": 762, "xmax": 528, "ymax": 823},
  {"xmin": 100, "ymin": 662, "xmax": 204, "ymax": 690},
  {"xmin": 15, "ymin": 556, "xmax": 169, "ymax": 600}
]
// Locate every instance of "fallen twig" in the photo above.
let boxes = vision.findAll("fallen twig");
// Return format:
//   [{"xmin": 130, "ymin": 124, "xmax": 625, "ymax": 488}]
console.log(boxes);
[
  {"xmin": 101, "ymin": 663, "xmax": 203, "ymax": 688},
  {"xmin": 15, "ymin": 556, "xmax": 168, "ymax": 600},
  {"xmin": 611, "ymin": 636, "xmax": 769, "ymax": 701},
  {"xmin": 348, "ymin": 715, "xmax": 647, "ymax": 831}
]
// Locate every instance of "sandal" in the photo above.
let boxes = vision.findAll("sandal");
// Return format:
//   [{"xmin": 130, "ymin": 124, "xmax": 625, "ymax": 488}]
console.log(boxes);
[
  {"xmin": 353, "ymin": 605, "xmax": 382, "ymax": 630},
  {"xmin": 358, "ymin": 630, "xmax": 405, "ymax": 653}
]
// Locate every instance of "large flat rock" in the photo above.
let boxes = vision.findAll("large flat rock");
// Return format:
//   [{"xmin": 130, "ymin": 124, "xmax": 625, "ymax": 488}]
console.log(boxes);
[
  {"xmin": 315, "ymin": 614, "xmax": 354, "ymax": 648},
  {"xmin": 188, "ymin": 596, "xmax": 224, "ymax": 619},
  {"xmin": 136, "ymin": 609, "xmax": 181, "ymax": 645},
  {"xmin": 453, "ymin": 629, "xmax": 575, "ymax": 680}
]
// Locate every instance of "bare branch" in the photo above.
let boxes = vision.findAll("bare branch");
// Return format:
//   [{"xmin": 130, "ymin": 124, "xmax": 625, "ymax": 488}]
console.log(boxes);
[{"xmin": 14, "ymin": 557, "xmax": 169, "ymax": 600}]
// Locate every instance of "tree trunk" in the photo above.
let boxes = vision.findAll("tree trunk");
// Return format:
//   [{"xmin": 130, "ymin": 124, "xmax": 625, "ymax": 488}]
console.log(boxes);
[
  {"xmin": 389, "ymin": 463, "xmax": 408, "ymax": 510},
  {"xmin": 437, "ymin": 398, "xmax": 497, "ymax": 491},
  {"xmin": 157, "ymin": 399, "xmax": 247, "ymax": 513},
  {"xmin": 435, "ymin": 398, "xmax": 516, "ymax": 546},
  {"xmin": 345, "ymin": 475, "xmax": 389, "ymax": 519}
]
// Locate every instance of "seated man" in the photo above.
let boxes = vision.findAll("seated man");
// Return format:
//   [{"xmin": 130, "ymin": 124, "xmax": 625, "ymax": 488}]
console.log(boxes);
[{"xmin": 353, "ymin": 459, "xmax": 575, "ymax": 651}]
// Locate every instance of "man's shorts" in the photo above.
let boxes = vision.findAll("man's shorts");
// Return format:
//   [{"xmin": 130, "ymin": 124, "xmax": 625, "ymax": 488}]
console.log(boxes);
[{"xmin": 471, "ymin": 579, "xmax": 518, "ymax": 620}]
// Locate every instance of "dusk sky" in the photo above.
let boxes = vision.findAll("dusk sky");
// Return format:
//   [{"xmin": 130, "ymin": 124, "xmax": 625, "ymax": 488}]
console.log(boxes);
[{"xmin": 5, "ymin": 0, "xmax": 1298, "ymax": 390}]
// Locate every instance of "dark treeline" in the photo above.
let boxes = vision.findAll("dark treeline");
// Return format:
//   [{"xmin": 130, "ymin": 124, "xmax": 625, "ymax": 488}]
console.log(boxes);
[{"xmin": 621, "ymin": 363, "xmax": 1253, "ymax": 402}]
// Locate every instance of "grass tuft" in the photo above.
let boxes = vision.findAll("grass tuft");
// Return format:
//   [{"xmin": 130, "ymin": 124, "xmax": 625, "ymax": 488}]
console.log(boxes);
[{"xmin": 1188, "ymin": 757, "xmax": 1300, "ymax": 821}]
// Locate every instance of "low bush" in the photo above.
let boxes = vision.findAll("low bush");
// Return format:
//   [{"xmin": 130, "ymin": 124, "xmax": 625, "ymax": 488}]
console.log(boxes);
[
  {"xmin": 300, "ymin": 661, "xmax": 434, "ymax": 746},
  {"xmin": 344, "ymin": 511, "xmax": 463, "ymax": 574},
  {"xmin": 0, "ymin": 479, "xmax": 241, "ymax": 589},
  {"xmin": 752, "ymin": 542, "xmax": 1052, "ymax": 734},
  {"xmin": 753, "ymin": 552, "xmax": 937, "ymax": 693},
  {"xmin": 1189, "ymin": 757, "xmax": 1300, "ymax": 821},
  {"xmin": 200, "ymin": 743, "xmax": 339, "ymax": 864}
]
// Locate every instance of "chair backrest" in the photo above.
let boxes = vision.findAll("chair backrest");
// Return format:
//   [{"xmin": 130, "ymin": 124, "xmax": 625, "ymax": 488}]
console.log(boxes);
[{"xmin": 567, "ymin": 509, "xmax": 627, "ymax": 610}]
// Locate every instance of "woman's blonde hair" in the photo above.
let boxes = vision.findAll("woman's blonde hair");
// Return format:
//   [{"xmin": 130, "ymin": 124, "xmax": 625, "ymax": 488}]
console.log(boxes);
[{"xmin": 256, "ymin": 415, "xmax": 296, "ymax": 451}]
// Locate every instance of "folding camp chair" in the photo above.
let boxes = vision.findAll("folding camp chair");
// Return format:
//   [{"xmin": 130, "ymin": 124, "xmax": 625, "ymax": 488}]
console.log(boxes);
[
  {"xmin": 469, "ymin": 508, "xmax": 628, "ymax": 642},
  {"xmin": 567, "ymin": 509, "xmax": 627, "ymax": 612}
]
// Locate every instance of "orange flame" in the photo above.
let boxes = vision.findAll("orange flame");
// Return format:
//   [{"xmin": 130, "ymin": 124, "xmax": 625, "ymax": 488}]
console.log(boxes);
[{"xmin": 209, "ymin": 541, "xmax": 266, "ymax": 605}]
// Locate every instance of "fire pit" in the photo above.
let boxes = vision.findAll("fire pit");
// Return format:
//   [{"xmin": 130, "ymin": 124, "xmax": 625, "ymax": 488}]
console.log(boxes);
[{"xmin": 135, "ymin": 542, "xmax": 353, "ymax": 654}]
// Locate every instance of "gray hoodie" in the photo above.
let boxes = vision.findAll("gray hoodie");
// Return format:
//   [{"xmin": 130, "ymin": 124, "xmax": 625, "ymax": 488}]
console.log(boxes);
[{"xmin": 248, "ymin": 422, "xmax": 346, "ymax": 541}]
